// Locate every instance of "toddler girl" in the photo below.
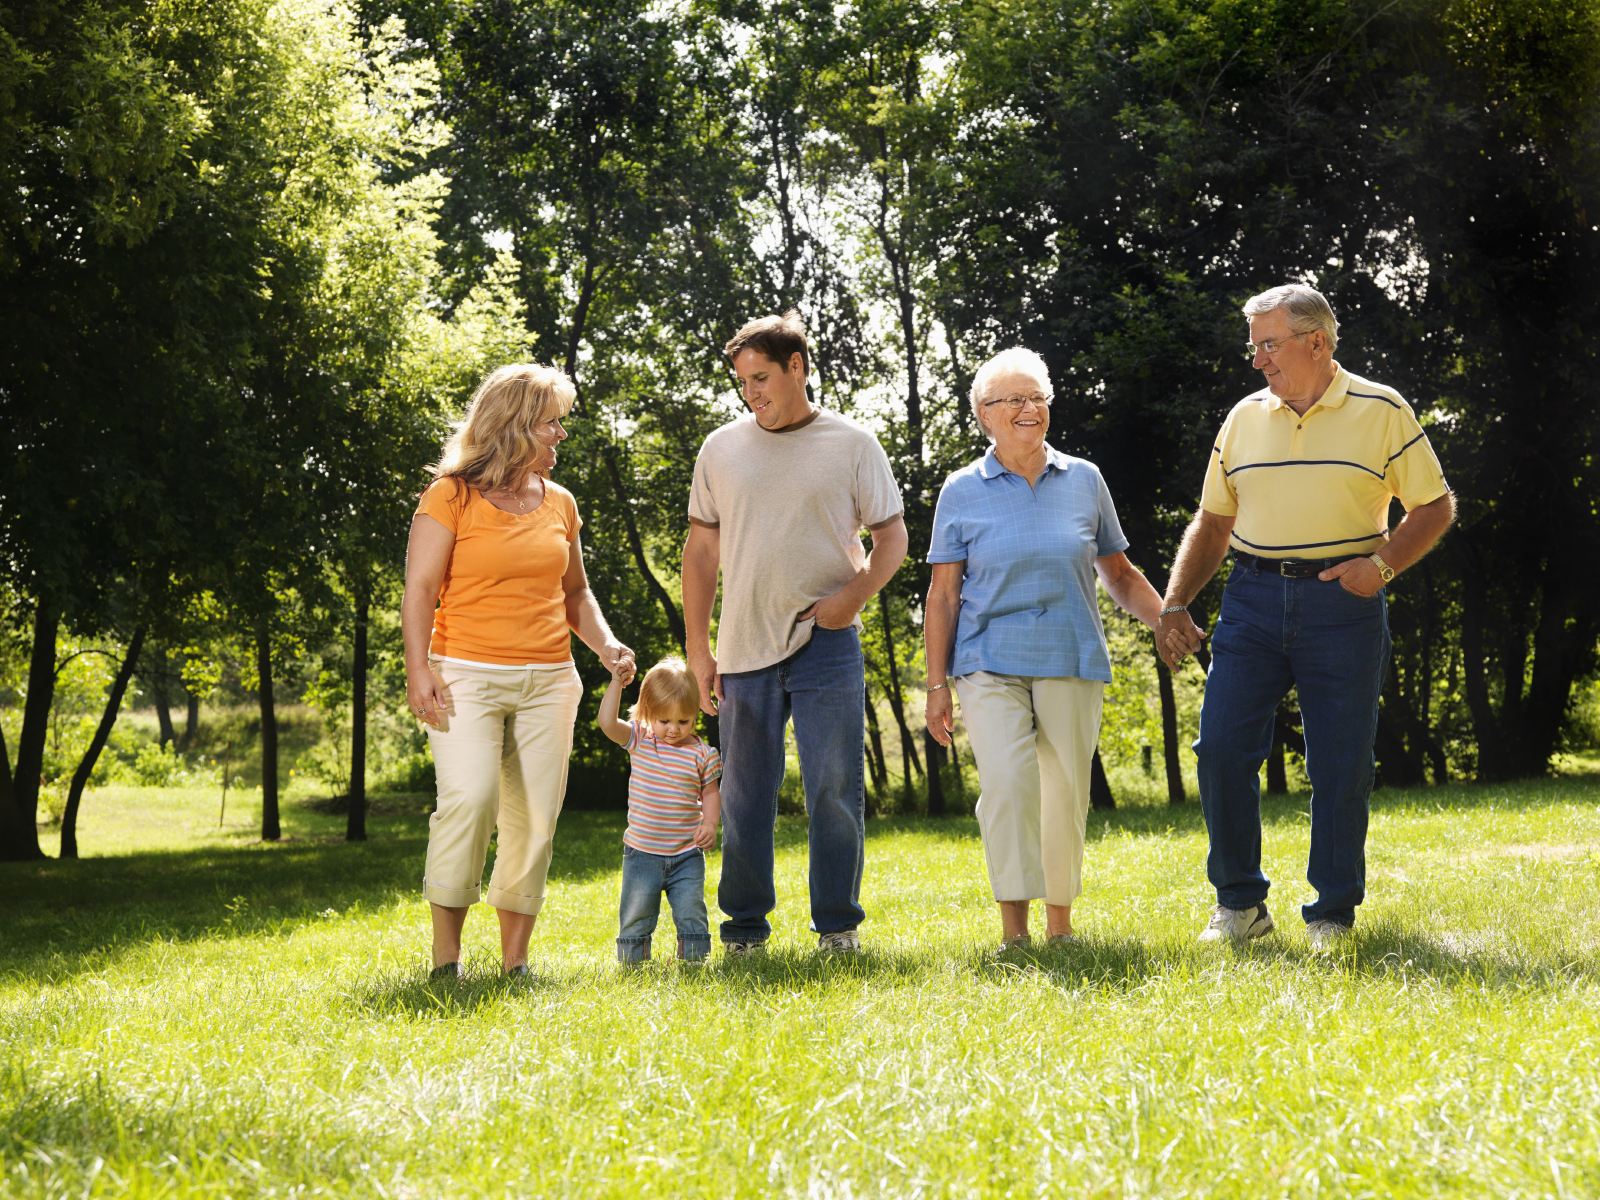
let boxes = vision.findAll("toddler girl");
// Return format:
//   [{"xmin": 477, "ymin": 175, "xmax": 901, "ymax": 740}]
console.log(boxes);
[{"xmin": 598, "ymin": 656, "xmax": 722, "ymax": 962}]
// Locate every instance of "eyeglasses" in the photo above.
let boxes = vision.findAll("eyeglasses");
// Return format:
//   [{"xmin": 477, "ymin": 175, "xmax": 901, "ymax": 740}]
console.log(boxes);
[
  {"xmin": 1245, "ymin": 332, "xmax": 1309, "ymax": 358},
  {"xmin": 981, "ymin": 394, "xmax": 1052, "ymax": 411}
]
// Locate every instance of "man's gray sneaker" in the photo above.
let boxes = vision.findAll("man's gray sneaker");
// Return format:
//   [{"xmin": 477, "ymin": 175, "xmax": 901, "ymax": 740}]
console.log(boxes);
[
  {"xmin": 1198, "ymin": 902, "xmax": 1275, "ymax": 943},
  {"xmin": 1306, "ymin": 919, "xmax": 1351, "ymax": 952},
  {"xmin": 722, "ymin": 940, "xmax": 767, "ymax": 958},
  {"xmin": 817, "ymin": 929, "xmax": 861, "ymax": 954}
]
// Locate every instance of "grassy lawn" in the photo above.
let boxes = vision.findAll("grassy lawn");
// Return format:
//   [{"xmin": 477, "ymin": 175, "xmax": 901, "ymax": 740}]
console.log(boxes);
[{"xmin": 1, "ymin": 779, "xmax": 1597, "ymax": 1198}]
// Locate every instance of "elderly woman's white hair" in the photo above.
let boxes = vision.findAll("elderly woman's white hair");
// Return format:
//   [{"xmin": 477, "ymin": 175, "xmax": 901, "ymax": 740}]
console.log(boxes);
[{"xmin": 968, "ymin": 347, "xmax": 1053, "ymax": 439}]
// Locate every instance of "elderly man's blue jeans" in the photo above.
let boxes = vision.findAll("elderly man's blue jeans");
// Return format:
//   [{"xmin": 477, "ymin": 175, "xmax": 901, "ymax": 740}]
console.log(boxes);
[
  {"xmin": 717, "ymin": 625, "xmax": 867, "ymax": 943},
  {"xmin": 1194, "ymin": 563, "xmax": 1390, "ymax": 928},
  {"xmin": 617, "ymin": 846, "xmax": 710, "ymax": 962}
]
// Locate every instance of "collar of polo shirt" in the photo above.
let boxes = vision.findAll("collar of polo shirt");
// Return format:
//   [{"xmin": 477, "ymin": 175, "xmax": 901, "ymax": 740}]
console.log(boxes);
[
  {"xmin": 1265, "ymin": 364, "xmax": 1351, "ymax": 413},
  {"xmin": 979, "ymin": 443, "xmax": 1072, "ymax": 479}
]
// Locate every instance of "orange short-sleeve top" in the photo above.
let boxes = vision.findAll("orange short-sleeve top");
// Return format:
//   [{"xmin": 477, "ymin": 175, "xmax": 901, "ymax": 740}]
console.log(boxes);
[{"xmin": 415, "ymin": 477, "xmax": 582, "ymax": 665}]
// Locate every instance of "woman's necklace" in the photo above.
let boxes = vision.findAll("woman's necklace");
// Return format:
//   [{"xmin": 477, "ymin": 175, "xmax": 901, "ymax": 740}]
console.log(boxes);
[{"xmin": 487, "ymin": 475, "xmax": 540, "ymax": 513}]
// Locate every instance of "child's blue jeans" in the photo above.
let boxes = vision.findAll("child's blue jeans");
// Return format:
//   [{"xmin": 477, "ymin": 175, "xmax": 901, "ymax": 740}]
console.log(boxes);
[{"xmin": 617, "ymin": 845, "xmax": 710, "ymax": 962}]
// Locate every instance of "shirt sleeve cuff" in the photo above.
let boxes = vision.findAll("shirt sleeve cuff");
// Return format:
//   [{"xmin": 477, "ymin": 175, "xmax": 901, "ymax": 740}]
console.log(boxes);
[{"xmin": 1401, "ymin": 483, "xmax": 1450, "ymax": 511}]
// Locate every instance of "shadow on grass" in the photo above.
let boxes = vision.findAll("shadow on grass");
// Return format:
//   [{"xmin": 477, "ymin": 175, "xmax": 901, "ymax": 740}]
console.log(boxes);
[
  {"xmin": 0, "ymin": 811, "xmax": 635, "ymax": 982},
  {"xmin": 339, "ymin": 944, "xmax": 962, "ymax": 1019},
  {"xmin": 344, "ymin": 964, "xmax": 570, "ymax": 1017},
  {"xmin": 963, "ymin": 925, "xmax": 1598, "ymax": 993}
]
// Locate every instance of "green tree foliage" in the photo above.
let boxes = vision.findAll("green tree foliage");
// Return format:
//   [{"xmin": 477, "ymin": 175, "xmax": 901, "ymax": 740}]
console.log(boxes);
[{"xmin": 7, "ymin": 0, "xmax": 1599, "ymax": 855}]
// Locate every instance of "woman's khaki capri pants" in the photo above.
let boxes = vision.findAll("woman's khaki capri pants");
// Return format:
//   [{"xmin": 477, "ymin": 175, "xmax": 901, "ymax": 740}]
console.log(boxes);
[
  {"xmin": 954, "ymin": 672, "xmax": 1105, "ymax": 905},
  {"xmin": 423, "ymin": 657, "xmax": 583, "ymax": 917}
]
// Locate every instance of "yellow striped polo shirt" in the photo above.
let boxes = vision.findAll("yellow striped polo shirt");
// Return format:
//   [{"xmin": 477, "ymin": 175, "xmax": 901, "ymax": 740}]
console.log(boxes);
[{"xmin": 1200, "ymin": 366, "xmax": 1449, "ymax": 560}]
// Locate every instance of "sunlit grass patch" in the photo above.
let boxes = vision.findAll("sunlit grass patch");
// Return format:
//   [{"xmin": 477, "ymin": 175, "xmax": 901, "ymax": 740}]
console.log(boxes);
[{"xmin": 1, "ymin": 780, "xmax": 1597, "ymax": 1197}]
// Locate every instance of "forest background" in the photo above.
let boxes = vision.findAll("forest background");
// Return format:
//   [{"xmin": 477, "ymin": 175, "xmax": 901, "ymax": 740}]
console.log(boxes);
[{"xmin": 2, "ymin": 0, "xmax": 1598, "ymax": 861}]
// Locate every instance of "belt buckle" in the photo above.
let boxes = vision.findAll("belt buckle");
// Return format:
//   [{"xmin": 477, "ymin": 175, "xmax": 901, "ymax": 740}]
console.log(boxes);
[{"xmin": 1284, "ymin": 560, "xmax": 1315, "ymax": 579}]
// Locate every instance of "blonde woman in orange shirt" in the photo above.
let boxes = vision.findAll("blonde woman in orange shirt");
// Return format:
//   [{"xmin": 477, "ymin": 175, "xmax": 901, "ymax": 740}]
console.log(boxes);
[{"xmin": 402, "ymin": 364, "xmax": 636, "ymax": 979}]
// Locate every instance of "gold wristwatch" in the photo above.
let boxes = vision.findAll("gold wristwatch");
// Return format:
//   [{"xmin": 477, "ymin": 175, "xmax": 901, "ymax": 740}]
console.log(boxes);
[{"xmin": 1368, "ymin": 553, "xmax": 1395, "ymax": 584}]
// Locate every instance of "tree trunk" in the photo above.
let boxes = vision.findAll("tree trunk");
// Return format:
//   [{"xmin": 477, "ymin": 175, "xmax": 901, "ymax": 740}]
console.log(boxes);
[
  {"xmin": 875, "ymin": 592, "xmax": 922, "ymax": 794},
  {"xmin": 346, "ymin": 590, "xmax": 369, "ymax": 843},
  {"xmin": 154, "ymin": 687, "xmax": 176, "ymax": 748},
  {"xmin": 923, "ymin": 729, "xmax": 946, "ymax": 816},
  {"xmin": 863, "ymin": 684, "xmax": 890, "ymax": 807},
  {"xmin": 1519, "ymin": 579, "xmax": 1590, "ymax": 776},
  {"xmin": 1459, "ymin": 568, "xmax": 1508, "ymax": 780},
  {"xmin": 61, "ymin": 626, "xmax": 147, "ymax": 859},
  {"xmin": 2, "ymin": 602, "xmax": 59, "ymax": 860},
  {"xmin": 258, "ymin": 623, "xmax": 280, "ymax": 842},
  {"xmin": 1155, "ymin": 653, "xmax": 1186, "ymax": 804},
  {"xmin": 601, "ymin": 443, "xmax": 687, "ymax": 650},
  {"xmin": 1089, "ymin": 747, "xmax": 1115, "ymax": 810},
  {"xmin": 182, "ymin": 692, "xmax": 200, "ymax": 749},
  {"xmin": 1266, "ymin": 713, "xmax": 1288, "ymax": 794},
  {"xmin": 0, "ymin": 725, "xmax": 21, "ymax": 856}
]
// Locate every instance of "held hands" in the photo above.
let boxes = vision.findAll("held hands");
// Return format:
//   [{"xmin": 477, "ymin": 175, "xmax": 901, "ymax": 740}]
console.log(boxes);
[
  {"xmin": 407, "ymin": 666, "xmax": 450, "ymax": 729},
  {"xmin": 601, "ymin": 640, "xmax": 637, "ymax": 686},
  {"xmin": 1319, "ymin": 556, "xmax": 1384, "ymax": 598},
  {"xmin": 925, "ymin": 685, "xmax": 955, "ymax": 747},
  {"xmin": 1157, "ymin": 610, "xmax": 1209, "ymax": 671}
]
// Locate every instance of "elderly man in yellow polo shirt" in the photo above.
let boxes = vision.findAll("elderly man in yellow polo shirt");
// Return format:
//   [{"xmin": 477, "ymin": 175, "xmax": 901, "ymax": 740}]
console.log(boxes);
[{"xmin": 1159, "ymin": 284, "xmax": 1455, "ymax": 950}]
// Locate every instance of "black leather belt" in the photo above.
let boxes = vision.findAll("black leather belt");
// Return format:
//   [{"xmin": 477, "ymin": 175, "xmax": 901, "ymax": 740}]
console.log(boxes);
[{"xmin": 1234, "ymin": 551, "xmax": 1367, "ymax": 579}]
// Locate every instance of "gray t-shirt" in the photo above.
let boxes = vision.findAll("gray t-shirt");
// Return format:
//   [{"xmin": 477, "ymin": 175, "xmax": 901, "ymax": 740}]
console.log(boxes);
[{"xmin": 688, "ymin": 409, "xmax": 903, "ymax": 673}]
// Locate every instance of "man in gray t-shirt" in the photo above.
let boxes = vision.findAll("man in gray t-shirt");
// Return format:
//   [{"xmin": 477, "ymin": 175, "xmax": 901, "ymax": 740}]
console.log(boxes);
[{"xmin": 683, "ymin": 311, "xmax": 907, "ymax": 954}]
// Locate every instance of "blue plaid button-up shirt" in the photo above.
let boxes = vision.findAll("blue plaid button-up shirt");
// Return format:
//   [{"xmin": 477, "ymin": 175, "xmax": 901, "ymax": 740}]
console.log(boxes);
[{"xmin": 927, "ymin": 445, "xmax": 1129, "ymax": 682}]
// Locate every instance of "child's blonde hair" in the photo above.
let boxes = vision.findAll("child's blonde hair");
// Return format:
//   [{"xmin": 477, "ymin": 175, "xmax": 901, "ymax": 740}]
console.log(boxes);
[{"xmin": 628, "ymin": 656, "xmax": 701, "ymax": 725}]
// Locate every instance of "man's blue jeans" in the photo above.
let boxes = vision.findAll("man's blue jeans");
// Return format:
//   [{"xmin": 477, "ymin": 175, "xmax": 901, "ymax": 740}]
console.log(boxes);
[
  {"xmin": 1194, "ymin": 561, "xmax": 1390, "ymax": 928},
  {"xmin": 617, "ymin": 845, "xmax": 710, "ymax": 962},
  {"xmin": 717, "ymin": 625, "xmax": 867, "ymax": 943}
]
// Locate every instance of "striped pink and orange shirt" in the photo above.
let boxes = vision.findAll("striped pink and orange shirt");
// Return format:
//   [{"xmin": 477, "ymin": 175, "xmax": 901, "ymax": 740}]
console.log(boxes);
[{"xmin": 623, "ymin": 723, "xmax": 722, "ymax": 855}]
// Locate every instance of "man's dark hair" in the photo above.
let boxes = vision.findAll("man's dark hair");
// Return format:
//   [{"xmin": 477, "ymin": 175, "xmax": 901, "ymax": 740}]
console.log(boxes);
[{"xmin": 724, "ymin": 310, "xmax": 810, "ymax": 374}]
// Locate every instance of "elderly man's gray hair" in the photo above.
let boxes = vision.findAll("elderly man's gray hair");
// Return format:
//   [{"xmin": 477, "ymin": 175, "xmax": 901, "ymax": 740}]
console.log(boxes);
[
  {"xmin": 1242, "ymin": 284, "xmax": 1340, "ymax": 351},
  {"xmin": 969, "ymin": 347, "xmax": 1052, "ymax": 438}
]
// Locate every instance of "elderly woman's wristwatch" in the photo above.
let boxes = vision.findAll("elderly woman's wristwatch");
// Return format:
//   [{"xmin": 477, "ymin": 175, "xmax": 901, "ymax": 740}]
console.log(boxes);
[{"xmin": 1368, "ymin": 554, "xmax": 1395, "ymax": 584}]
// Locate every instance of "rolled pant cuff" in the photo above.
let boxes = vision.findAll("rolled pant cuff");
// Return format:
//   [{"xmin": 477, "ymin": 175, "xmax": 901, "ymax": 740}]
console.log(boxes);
[
  {"xmin": 617, "ymin": 937, "xmax": 652, "ymax": 963},
  {"xmin": 677, "ymin": 935, "xmax": 711, "ymax": 961},
  {"xmin": 485, "ymin": 884, "xmax": 544, "ymax": 917},
  {"xmin": 423, "ymin": 880, "xmax": 482, "ymax": 908}
]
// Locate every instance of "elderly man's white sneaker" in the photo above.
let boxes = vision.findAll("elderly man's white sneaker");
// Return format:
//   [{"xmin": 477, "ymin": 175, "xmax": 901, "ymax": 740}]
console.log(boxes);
[
  {"xmin": 1306, "ymin": 920, "xmax": 1351, "ymax": 952},
  {"xmin": 1197, "ymin": 902, "xmax": 1275, "ymax": 943}
]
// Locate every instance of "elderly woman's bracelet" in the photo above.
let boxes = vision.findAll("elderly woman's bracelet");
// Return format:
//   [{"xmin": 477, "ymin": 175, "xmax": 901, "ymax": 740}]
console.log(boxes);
[
  {"xmin": 927, "ymin": 682, "xmax": 949, "ymax": 693},
  {"xmin": 1160, "ymin": 604, "xmax": 1188, "ymax": 616}
]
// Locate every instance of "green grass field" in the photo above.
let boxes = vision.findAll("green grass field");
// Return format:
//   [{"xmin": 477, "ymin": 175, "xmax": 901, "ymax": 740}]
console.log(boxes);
[{"xmin": 1, "ymin": 778, "xmax": 1597, "ymax": 1198}]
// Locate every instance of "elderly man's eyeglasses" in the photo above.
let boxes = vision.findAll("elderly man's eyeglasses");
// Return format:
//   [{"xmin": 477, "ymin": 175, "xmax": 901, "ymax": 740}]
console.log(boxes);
[
  {"xmin": 982, "ymin": 394, "xmax": 1052, "ymax": 411},
  {"xmin": 1245, "ymin": 332, "xmax": 1309, "ymax": 358}
]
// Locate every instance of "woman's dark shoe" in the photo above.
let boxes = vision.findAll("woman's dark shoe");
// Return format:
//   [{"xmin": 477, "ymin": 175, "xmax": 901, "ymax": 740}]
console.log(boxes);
[
  {"xmin": 429, "ymin": 962, "xmax": 461, "ymax": 981},
  {"xmin": 505, "ymin": 964, "xmax": 529, "ymax": 979}
]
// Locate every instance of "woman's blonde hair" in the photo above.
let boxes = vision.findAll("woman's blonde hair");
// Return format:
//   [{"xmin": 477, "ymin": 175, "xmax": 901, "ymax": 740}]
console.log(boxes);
[
  {"xmin": 429, "ymin": 363, "xmax": 576, "ymax": 493},
  {"xmin": 629, "ymin": 657, "xmax": 701, "ymax": 725}
]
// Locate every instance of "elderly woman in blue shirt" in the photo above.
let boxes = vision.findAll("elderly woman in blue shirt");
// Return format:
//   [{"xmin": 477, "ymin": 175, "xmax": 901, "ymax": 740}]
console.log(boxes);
[{"xmin": 924, "ymin": 348, "xmax": 1164, "ymax": 951}]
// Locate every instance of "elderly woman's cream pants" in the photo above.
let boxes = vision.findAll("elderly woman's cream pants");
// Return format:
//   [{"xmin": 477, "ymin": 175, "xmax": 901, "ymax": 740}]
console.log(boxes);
[
  {"xmin": 422, "ymin": 658, "xmax": 583, "ymax": 916},
  {"xmin": 954, "ymin": 672, "xmax": 1105, "ymax": 905}
]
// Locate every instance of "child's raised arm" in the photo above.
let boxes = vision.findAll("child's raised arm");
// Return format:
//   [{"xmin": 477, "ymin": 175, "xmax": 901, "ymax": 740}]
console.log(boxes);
[{"xmin": 597, "ymin": 668, "xmax": 633, "ymax": 747}]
